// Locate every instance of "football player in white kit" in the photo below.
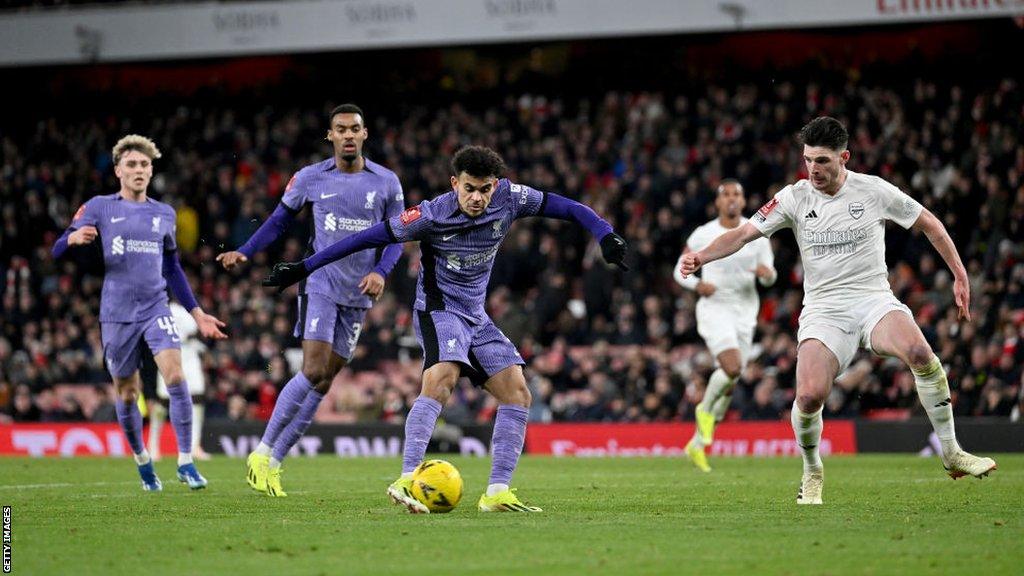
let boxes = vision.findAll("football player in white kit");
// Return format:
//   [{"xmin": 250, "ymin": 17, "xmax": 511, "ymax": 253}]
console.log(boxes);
[
  {"xmin": 679, "ymin": 117, "xmax": 996, "ymax": 504},
  {"xmin": 673, "ymin": 180, "xmax": 776, "ymax": 472},
  {"xmin": 150, "ymin": 302, "xmax": 210, "ymax": 460}
]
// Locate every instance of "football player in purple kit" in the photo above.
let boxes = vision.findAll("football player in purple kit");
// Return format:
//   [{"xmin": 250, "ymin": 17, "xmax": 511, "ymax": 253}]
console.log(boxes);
[
  {"xmin": 52, "ymin": 135, "xmax": 227, "ymax": 491},
  {"xmin": 216, "ymin": 104, "xmax": 405, "ymax": 497},
  {"xmin": 264, "ymin": 146, "xmax": 628, "ymax": 512}
]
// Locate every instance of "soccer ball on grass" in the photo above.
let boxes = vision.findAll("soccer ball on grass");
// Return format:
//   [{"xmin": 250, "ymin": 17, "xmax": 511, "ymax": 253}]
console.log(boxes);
[{"xmin": 411, "ymin": 459, "xmax": 463, "ymax": 513}]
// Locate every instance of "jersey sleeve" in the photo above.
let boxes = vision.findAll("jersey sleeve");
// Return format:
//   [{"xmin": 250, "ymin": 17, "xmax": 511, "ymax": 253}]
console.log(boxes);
[
  {"xmin": 877, "ymin": 178, "xmax": 924, "ymax": 229},
  {"xmin": 387, "ymin": 202, "xmax": 434, "ymax": 242},
  {"xmin": 509, "ymin": 181, "xmax": 546, "ymax": 220},
  {"xmin": 280, "ymin": 171, "xmax": 309, "ymax": 211},
  {"xmin": 164, "ymin": 207, "xmax": 178, "ymax": 252},
  {"xmin": 70, "ymin": 197, "xmax": 101, "ymax": 229},
  {"xmin": 750, "ymin": 186, "xmax": 795, "ymax": 238},
  {"xmin": 684, "ymin": 227, "xmax": 705, "ymax": 252},
  {"xmin": 385, "ymin": 175, "xmax": 406, "ymax": 219}
]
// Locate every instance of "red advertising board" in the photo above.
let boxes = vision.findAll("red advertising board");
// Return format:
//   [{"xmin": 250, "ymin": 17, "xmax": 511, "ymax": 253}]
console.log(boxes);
[
  {"xmin": 525, "ymin": 422, "xmax": 857, "ymax": 456},
  {"xmin": 0, "ymin": 423, "xmax": 178, "ymax": 457}
]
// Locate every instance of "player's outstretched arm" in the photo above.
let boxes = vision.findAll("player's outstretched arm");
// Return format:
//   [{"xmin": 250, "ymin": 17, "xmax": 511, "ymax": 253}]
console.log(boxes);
[
  {"xmin": 263, "ymin": 221, "xmax": 399, "ymax": 290},
  {"xmin": 679, "ymin": 222, "xmax": 763, "ymax": 278},
  {"xmin": 216, "ymin": 203, "xmax": 299, "ymax": 270},
  {"xmin": 162, "ymin": 250, "xmax": 227, "ymax": 339},
  {"xmin": 912, "ymin": 208, "xmax": 971, "ymax": 321},
  {"xmin": 539, "ymin": 193, "xmax": 628, "ymax": 270}
]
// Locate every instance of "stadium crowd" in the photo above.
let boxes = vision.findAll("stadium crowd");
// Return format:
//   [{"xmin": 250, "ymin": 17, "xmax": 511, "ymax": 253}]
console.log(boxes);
[{"xmin": 1, "ymin": 44, "xmax": 1022, "ymax": 427}]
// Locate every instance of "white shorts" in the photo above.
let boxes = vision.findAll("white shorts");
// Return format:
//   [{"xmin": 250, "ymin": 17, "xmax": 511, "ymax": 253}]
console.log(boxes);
[
  {"xmin": 156, "ymin": 346, "xmax": 206, "ymax": 399},
  {"xmin": 696, "ymin": 300, "xmax": 757, "ymax": 364},
  {"xmin": 797, "ymin": 291, "xmax": 912, "ymax": 372}
]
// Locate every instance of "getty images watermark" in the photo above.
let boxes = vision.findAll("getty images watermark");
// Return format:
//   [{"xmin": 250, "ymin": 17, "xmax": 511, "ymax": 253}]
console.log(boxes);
[{"xmin": 2, "ymin": 505, "xmax": 10, "ymax": 573}]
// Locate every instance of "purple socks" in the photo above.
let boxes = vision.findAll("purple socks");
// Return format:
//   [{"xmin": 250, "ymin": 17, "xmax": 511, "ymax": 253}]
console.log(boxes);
[
  {"xmin": 115, "ymin": 398, "xmax": 144, "ymax": 455},
  {"xmin": 261, "ymin": 372, "xmax": 314, "ymax": 448},
  {"xmin": 489, "ymin": 405, "xmax": 529, "ymax": 486},
  {"xmin": 271, "ymin": 387, "xmax": 325, "ymax": 462},
  {"xmin": 402, "ymin": 396, "xmax": 443, "ymax": 473},
  {"xmin": 166, "ymin": 383, "xmax": 193, "ymax": 455}
]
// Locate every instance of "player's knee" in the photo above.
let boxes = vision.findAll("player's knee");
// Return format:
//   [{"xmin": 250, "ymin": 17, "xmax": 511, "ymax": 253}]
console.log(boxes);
[
  {"xmin": 422, "ymin": 379, "xmax": 453, "ymax": 404},
  {"xmin": 162, "ymin": 367, "xmax": 185, "ymax": 386},
  {"xmin": 301, "ymin": 364, "xmax": 335, "ymax": 391},
  {"xmin": 118, "ymin": 387, "xmax": 138, "ymax": 403},
  {"xmin": 905, "ymin": 344, "xmax": 934, "ymax": 371},
  {"xmin": 795, "ymin": 393, "xmax": 824, "ymax": 414}
]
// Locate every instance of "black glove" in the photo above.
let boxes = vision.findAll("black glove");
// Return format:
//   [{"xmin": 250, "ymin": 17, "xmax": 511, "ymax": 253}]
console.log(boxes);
[
  {"xmin": 599, "ymin": 232, "xmax": 629, "ymax": 271},
  {"xmin": 262, "ymin": 261, "xmax": 309, "ymax": 291}
]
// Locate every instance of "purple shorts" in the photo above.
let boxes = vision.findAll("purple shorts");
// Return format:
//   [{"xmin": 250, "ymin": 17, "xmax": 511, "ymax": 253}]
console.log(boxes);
[
  {"xmin": 101, "ymin": 314, "xmax": 182, "ymax": 379},
  {"xmin": 413, "ymin": 310, "xmax": 524, "ymax": 386},
  {"xmin": 294, "ymin": 292, "xmax": 367, "ymax": 359}
]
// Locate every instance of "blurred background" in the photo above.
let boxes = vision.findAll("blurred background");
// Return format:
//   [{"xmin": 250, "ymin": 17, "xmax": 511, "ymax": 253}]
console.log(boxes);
[{"xmin": 0, "ymin": 1, "xmax": 1021, "ymax": 440}]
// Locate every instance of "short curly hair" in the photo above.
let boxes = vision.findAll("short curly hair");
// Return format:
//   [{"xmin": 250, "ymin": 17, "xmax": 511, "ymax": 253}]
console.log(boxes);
[
  {"xmin": 112, "ymin": 134, "xmax": 162, "ymax": 164},
  {"xmin": 451, "ymin": 146, "xmax": 506, "ymax": 179}
]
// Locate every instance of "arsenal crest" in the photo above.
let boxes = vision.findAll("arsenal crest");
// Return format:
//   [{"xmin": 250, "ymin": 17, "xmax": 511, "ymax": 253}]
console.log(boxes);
[{"xmin": 848, "ymin": 202, "xmax": 865, "ymax": 219}]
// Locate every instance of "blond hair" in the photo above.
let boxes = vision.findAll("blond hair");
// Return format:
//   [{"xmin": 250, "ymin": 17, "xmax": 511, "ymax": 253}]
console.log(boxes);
[{"xmin": 112, "ymin": 134, "xmax": 162, "ymax": 164}]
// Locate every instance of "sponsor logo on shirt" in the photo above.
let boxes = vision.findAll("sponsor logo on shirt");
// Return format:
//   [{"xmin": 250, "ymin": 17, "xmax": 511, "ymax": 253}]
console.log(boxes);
[
  {"xmin": 111, "ymin": 235, "xmax": 160, "ymax": 256},
  {"xmin": 848, "ymin": 202, "xmax": 865, "ymax": 220},
  {"xmin": 511, "ymin": 183, "xmax": 529, "ymax": 204},
  {"xmin": 802, "ymin": 228, "xmax": 869, "ymax": 257},
  {"xmin": 324, "ymin": 213, "xmax": 372, "ymax": 232},
  {"xmin": 364, "ymin": 190, "xmax": 377, "ymax": 209},
  {"xmin": 400, "ymin": 206, "xmax": 421, "ymax": 225}
]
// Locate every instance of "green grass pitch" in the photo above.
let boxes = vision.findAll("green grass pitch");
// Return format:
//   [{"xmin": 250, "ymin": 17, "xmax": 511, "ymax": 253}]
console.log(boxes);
[{"xmin": 1, "ymin": 455, "xmax": 1021, "ymax": 575}]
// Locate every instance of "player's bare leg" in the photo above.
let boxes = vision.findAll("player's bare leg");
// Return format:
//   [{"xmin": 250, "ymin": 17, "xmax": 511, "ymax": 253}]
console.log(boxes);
[
  {"xmin": 388, "ymin": 362, "xmax": 457, "ymax": 513},
  {"xmin": 870, "ymin": 311, "xmax": 996, "ymax": 478},
  {"xmin": 687, "ymin": 349, "xmax": 742, "ymax": 472},
  {"xmin": 792, "ymin": 339, "xmax": 838, "ymax": 504},
  {"xmin": 113, "ymin": 372, "xmax": 160, "ymax": 491},
  {"xmin": 478, "ymin": 366, "xmax": 540, "ymax": 512}
]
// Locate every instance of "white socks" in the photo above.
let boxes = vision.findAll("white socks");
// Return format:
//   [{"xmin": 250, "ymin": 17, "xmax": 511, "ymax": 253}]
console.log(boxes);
[
  {"xmin": 699, "ymin": 369, "xmax": 734, "ymax": 413},
  {"xmin": 178, "ymin": 453, "xmax": 193, "ymax": 466},
  {"xmin": 791, "ymin": 402, "xmax": 823, "ymax": 471},
  {"xmin": 269, "ymin": 457, "xmax": 282, "ymax": 470},
  {"xmin": 913, "ymin": 356, "xmax": 960, "ymax": 455},
  {"xmin": 133, "ymin": 450, "xmax": 152, "ymax": 466},
  {"xmin": 255, "ymin": 442, "xmax": 272, "ymax": 457},
  {"xmin": 191, "ymin": 403, "xmax": 204, "ymax": 452},
  {"xmin": 487, "ymin": 483, "xmax": 509, "ymax": 497}
]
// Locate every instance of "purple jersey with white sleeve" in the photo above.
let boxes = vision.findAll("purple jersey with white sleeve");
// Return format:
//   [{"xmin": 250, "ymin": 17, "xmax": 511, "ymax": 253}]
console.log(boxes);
[
  {"xmin": 69, "ymin": 194, "xmax": 176, "ymax": 323},
  {"xmin": 282, "ymin": 158, "xmax": 404, "ymax": 308},
  {"xmin": 386, "ymin": 179, "xmax": 545, "ymax": 324}
]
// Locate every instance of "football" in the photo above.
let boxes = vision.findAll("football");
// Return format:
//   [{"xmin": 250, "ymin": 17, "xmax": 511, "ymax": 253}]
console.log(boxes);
[{"xmin": 410, "ymin": 459, "xmax": 463, "ymax": 513}]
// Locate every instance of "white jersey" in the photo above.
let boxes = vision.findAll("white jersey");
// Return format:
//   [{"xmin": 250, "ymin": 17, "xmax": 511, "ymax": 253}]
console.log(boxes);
[
  {"xmin": 157, "ymin": 302, "xmax": 206, "ymax": 398},
  {"xmin": 750, "ymin": 170, "xmax": 923, "ymax": 308},
  {"xmin": 680, "ymin": 217, "xmax": 775, "ymax": 310}
]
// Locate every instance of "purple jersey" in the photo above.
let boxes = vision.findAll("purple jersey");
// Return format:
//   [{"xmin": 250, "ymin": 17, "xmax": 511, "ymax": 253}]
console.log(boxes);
[
  {"xmin": 283, "ymin": 158, "xmax": 405, "ymax": 308},
  {"xmin": 68, "ymin": 193, "xmax": 176, "ymax": 323},
  {"xmin": 387, "ymin": 179, "xmax": 545, "ymax": 323}
]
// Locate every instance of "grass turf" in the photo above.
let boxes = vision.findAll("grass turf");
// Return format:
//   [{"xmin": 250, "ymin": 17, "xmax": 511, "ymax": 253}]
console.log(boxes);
[{"xmin": 1, "ymin": 454, "xmax": 1020, "ymax": 575}]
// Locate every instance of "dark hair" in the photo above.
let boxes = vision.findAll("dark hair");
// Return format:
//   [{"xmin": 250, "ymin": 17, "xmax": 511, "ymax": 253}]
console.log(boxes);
[
  {"xmin": 799, "ymin": 116, "xmax": 848, "ymax": 151},
  {"xmin": 716, "ymin": 178, "xmax": 744, "ymax": 195},
  {"xmin": 451, "ymin": 146, "xmax": 506, "ymax": 178},
  {"xmin": 329, "ymin": 103, "xmax": 364, "ymax": 122}
]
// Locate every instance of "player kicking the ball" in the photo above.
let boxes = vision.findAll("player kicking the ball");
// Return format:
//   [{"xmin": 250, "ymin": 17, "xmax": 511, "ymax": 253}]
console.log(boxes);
[
  {"xmin": 263, "ymin": 146, "xmax": 628, "ymax": 513},
  {"xmin": 673, "ymin": 179, "xmax": 775, "ymax": 472},
  {"xmin": 679, "ymin": 117, "xmax": 995, "ymax": 504},
  {"xmin": 52, "ymin": 135, "xmax": 227, "ymax": 491},
  {"xmin": 217, "ymin": 104, "xmax": 405, "ymax": 497}
]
